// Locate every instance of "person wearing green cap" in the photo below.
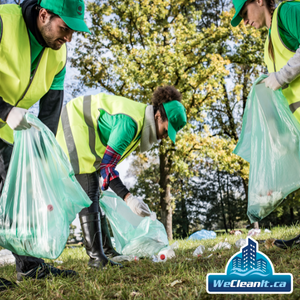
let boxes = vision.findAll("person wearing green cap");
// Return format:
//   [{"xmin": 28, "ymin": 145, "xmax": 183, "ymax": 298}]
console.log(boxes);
[
  {"xmin": 231, "ymin": 0, "xmax": 300, "ymax": 249},
  {"xmin": 55, "ymin": 86, "xmax": 187, "ymax": 269},
  {"xmin": 0, "ymin": 0, "xmax": 90, "ymax": 290}
]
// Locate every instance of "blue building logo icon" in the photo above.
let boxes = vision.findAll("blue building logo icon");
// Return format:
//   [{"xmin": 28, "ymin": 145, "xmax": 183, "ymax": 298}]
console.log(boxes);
[{"xmin": 207, "ymin": 237, "xmax": 293, "ymax": 294}]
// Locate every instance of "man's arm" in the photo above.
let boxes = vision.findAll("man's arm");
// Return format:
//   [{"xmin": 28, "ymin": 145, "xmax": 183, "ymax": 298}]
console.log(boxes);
[
  {"xmin": 38, "ymin": 89, "xmax": 64, "ymax": 135},
  {"xmin": 38, "ymin": 61, "xmax": 66, "ymax": 134},
  {"xmin": 0, "ymin": 97, "xmax": 14, "ymax": 123}
]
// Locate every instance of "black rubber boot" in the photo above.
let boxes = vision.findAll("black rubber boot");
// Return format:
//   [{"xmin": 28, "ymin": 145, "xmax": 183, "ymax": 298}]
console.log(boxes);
[
  {"xmin": 101, "ymin": 215, "xmax": 121, "ymax": 258},
  {"xmin": 0, "ymin": 278, "xmax": 15, "ymax": 291},
  {"xmin": 274, "ymin": 234, "xmax": 300, "ymax": 250},
  {"xmin": 80, "ymin": 211, "xmax": 122, "ymax": 269},
  {"xmin": 17, "ymin": 263, "xmax": 77, "ymax": 281}
]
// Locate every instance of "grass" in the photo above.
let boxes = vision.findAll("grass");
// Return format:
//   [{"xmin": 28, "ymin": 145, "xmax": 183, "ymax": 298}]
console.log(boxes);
[{"xmin": 1, "ymin": 225, "xmax": 300, "ymax": 299}]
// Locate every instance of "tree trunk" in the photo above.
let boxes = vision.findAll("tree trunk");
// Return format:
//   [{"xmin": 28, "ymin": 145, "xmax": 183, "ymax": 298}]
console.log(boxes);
[
  {"xmin": 180, "ymin": 181, "xmax": 189, "ymax": 238},
  {"xmin": 218, "ymin": 172, "xmax": 228, "ymax": 233},
  {"xmin": 290, "ymin": 207, "xmax": 294, "ymax": 221},
  {"xmin": 159, "ymin": 149, "xmax": 173, "ymax": 240}
]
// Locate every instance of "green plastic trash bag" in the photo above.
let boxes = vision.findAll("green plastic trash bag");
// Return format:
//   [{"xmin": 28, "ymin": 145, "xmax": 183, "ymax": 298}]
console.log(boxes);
[
  {"xmin": 233, "ymin": 75, "xmax": 300, "ymax": 223},
  {"xmin": 100, "ymin": 191, "xmax": 169, "ymax": 257},
  {"xmin": 0, "ymin": 114, "xmax": 90, "ymax": 259}
]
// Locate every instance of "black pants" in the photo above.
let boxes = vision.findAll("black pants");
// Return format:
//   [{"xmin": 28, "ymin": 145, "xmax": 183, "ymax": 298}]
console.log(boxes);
[
  {"xmin": 75, "ymin": 172, "xmax": 102, "ymax": 217},
  {"xmin": 0, "ymin": 140, "xmax": 99, "ymax": 272}
]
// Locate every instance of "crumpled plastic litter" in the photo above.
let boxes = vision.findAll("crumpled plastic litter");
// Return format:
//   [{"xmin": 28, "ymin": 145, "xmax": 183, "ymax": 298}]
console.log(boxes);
[
  {"xmin": 100, "ymin": 191, "xmax": 169, "ymax": 257},
  {"xmin": 188, "ymin": 229, "xmax": 216, "ymax": 241},
  {"xmin": 111, "ymin": 255, "xmax": 139, "ymax": 262},
  {"xmin": 247, "ymin": 229, "xmax": 261, "ymax": 237},
  {"xmin": 54, "ymin": 260, "xmax": 63, "ymax": 264},
  {"xmin": 193, "ymin": 245, "xmax": 205, "ymax": 256},
  {"xmin": 233, "ymin": 75, "xmax": 300, "ymax": 222},
  {"xmin": 235, "ymin": 238, "xmax": 247, "ymax": 249},
  {"xmin": 230, "ymin": 230, "xmax": 242, "ymax": 235},
  {"xmin": 170, "ymin": 241, "xmax": 179, "ymax": 250},
  {"xmin": 0, "ymin": 249, "xmax": 15, "ymax": 266},
  {"xmin": 212, "ymin": 241, "xmax": 231, "ymax": 251}
]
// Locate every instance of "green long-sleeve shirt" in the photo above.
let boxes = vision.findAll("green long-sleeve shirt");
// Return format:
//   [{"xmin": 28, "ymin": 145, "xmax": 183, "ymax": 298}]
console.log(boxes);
[
  {"xmin": 278, "ymin": 1, "xmax": 300, "ymax": 51},
  {"xmin": 98, "ymin": 113, "xmax": 138, "ymax": 156}
]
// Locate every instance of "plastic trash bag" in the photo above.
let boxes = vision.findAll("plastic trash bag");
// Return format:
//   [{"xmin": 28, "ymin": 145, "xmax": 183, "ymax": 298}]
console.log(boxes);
[
  {"xmin": 99, "ymin": 191, "xmax": 169, "ymax": 257},
  {"xmin": 188, "ymin": 229, "xmax": 216, "ymax": 241},
  {"xmin": 233, "ymin": 75, "xmax": 300, "ymax": 223},
  {"xmin": 0, "ymin": 114, "xmax": 90, "ymax": 259}
]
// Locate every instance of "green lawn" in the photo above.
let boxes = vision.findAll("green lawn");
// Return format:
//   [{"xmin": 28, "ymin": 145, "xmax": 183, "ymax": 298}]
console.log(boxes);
[{"xmin": 1, "ymin": 225, "xmax": 300, "ymax": 299}]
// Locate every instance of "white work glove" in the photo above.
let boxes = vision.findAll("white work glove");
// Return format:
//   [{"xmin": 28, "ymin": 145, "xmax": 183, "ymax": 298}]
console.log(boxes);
[
  {"xmin": 125, "ymin": 194, "xmax": 151, "ymax": 217},
  {"xmin": 6, "ymin": 107, "xmax": 31, "ymax": 130},
  {"xmin": 262, "ymin": 73, "xmax": 282, "ymax": 91}
]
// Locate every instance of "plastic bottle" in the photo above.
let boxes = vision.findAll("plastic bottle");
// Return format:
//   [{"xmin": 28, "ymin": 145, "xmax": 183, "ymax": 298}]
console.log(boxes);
[
  {"xmin": 111, "ymin": 255, "xmax": 139, "ymax": 262},
  {"xmin": 158, "ymin": 247, "xmax": 175, "ymax": 259},
  {"xmin": 151, "ymin": 254, "xmax": 167, "ymax": 262}
]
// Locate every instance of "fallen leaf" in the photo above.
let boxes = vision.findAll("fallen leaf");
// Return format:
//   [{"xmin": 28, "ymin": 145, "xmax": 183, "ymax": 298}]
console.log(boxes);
[
  {"xmin": 265, "ymin": 238, "xmax": 275, "ymax": 249},
  {"xmin": 130, "ymin": 291, "xmax": 143, "ymax": 297},
  {"xmin": 114, "ymin": 291, "xmax": 122, "ymax": 298},
  {"xmin": 168, "ymin": 279, "xmax": 182, "ymax": 287}
]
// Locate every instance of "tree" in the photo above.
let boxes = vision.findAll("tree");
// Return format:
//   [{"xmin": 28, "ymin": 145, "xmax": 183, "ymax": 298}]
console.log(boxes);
[
  {"xmin": 72, "ymin": 0, "xmax": 231, "ymax": 239},
  {"xmin": 67, "ymin": 224, "xmax": 77, "ymax": 244}
]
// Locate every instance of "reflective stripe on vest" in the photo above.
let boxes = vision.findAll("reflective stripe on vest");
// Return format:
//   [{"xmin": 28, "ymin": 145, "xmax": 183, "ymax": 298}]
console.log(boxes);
[
  {"xmin": 56, "ymin": 93, "xmax": 147, "ymax": 174},
  {"xmin": 264, "ymin": 0, "xmax": 300, "ymax": 123},
  {"xmin": 0, "ymin": 4, "xmax": 67, "ymax": 144},
  {"xmin": 61, "ymin": 105, "xmax": 80, "ymax": 174},
  {"xmin": 83, "ymin": 95, "xmax": 102, "ymax": 171}
]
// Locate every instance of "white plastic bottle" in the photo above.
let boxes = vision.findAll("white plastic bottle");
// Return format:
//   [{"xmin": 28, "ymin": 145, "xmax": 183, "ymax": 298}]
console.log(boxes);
[{"xmin": 151, "ymin": 254, "xmax": 167, "ymax": 262}]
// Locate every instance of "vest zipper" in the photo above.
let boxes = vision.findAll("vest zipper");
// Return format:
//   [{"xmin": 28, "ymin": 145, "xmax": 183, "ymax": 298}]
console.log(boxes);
[{"xmin": 16, "ymin": 29, "xmax": 45, "ymax": 106}]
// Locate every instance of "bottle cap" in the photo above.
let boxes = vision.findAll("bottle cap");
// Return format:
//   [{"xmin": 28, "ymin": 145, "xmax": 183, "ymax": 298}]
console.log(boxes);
[{"xmin": 160, "ymin": 254, "xmax": 166, "ymax": 260}]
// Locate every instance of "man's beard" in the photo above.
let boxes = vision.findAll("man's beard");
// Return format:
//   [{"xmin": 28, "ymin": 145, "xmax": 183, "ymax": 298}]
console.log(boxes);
[{"xmin": 40, "ymin": 21, "xmax": 62, "ymax": 50}]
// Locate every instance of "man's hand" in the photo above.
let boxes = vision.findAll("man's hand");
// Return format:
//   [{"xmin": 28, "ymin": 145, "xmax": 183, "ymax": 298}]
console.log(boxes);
[
  {"xmin": 125, "ymin": 194, "xmax": 151, "ymax": 217},
  {"xmin": 6, "ymin": 107, "xmax": 31, "ymax": 130},
  {"xmin": 262, "ymin": 73, "xmax": 282, "ymax": 91}
]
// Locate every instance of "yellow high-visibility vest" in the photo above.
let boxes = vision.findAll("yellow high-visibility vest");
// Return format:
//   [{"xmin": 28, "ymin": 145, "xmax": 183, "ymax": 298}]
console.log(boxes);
[
  {"xmin": 0, "ymin": 4, "xmax": 67, "ymax": 144},
  {"xmin": 56, "ymin": 93, "xmax": 147, "ymax": 174},
  {"xmin": 264, "ymin": 0, "xmax": 300, "ymax": 122}
]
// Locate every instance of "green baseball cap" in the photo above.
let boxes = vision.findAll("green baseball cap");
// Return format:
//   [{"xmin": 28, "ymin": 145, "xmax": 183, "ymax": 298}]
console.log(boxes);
[
  {"xmin": 162, "ymin": 101, "xmax": 187, "ymax": 143},
  {"xmin": 38, "ymin": 0, "xmax": 90, "ymax": 33},
  {"xmin": 231, "ymin": 0, "xmax": 247, "ymax": 27}
]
